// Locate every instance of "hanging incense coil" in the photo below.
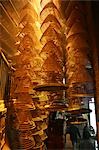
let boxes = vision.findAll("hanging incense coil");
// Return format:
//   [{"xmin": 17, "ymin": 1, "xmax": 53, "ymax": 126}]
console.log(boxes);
[
  {"xmin": 18, "ymin": 24, "xmax": 38, "ymax": 45},
  {"xmin": 40, "ymin": 110, "xmax": 49, "ymax": 117},
  {"xmin": 30, "ymin": 110, "xmax": 48, "ymax": 121},
  {"xmin": 35, "ymin": 120, "xmax": 47, "ymax": 131},
  {"xmin": 19, "ymin": 14, "xmax": 36, "ymax": 27},
  {"xmin": 66, "ymin": 34, "xmax": 89, "ymax": 50},
  {"xmin": 41, "ymin": 14, "xmax": 61, "ymax": 32},
  {"xmin": 19, "ymin": 137, "xmax": 35, "ymax": 150},
  {"xmin": 67, "ymin": 108, "xmax": 92, "ymax": 115},
  {"xmin": 31, "ymin": 91, "xmax": 49, "ymax": 101},
  {"xmin": 33, "ymin": 135, "xmax": 43, "ymax": 149},
  {"xmin": 44, "ymin": 100, "xmax": 68, "ymax": 111},
  {"xmin": 68, "ymin": 82, "xmax": 94, "ymax": 95},
  {"xmin": 41, "ymin": 54, "xmax": 63, "ymax": 72},
  {"xmin": 14, "ymin": 102, "xmax": 35, "ymax": 110},
  {"xmin": 18, "ymin": 35, "xmax": 38, "ymax": 51},
  {"xmin": 68, "ymin": 69, "xmax": 92, "ymax": 83},
  {"xmin": 32, "ymin": 97, "xmax": 48, "ymax": 103},
  {"xmin": 30, "ymin": 109, "xmax": 42, "ymax": 119},
  {"xmin": 66, "ymin": 59, "xmax": 88, "ymax": 68},
  {"xmin": 67, "ymin": 116, "xmax": 87, "ymax": 125},
  {"xmin": 33, "ymin": 101, "xmax": 50, "ymax": 110},
  {"xmin": 40, "ymin": 41, "xmax": 63, "ymax": 62},
  {"xmin": 33, "ymin": 142, "xmax": 44, "ymax": 150},
  {"xmin": 16, "ymin": 131, "xmax": 35, "ymax": 149},
  {"xmin": 19, "ymin": 131, "xmax": 34, "ymax": 139},
  {"xmin": 33, "ymin": 101, "xmax": 49, "ymax": 109},
  {"xmin": 13, "ymin": 110, "xmax": 33, "ymax": 124},
  {"xmin": 41, "ymin": 122, "xmax": 48, "ymax": 130},
  {"xmin": 40, "ymin": 1, "xmax": 58, "ymax": 10},
  {"xmin": 40, "ymin": 2, "xmax": 60, "ymax": 21},
  {"xmin": 65, "ymin": 1, "xmax": 85, "ymax": 22},
  {"xmin": 20, "ymin": 2, "xmax": 38, "ymax": 22},
  {"xmin": 66, "ymin": 48, "xmax": 88, "ymax": 66},
  {"xmin": 33, "ymin": 83, "xmax": 68, "ymax": 91},
  {"xmin": 32, "ymin": 115, "xmax": 47, "ymax": 122},
  {"xmin": 39, "ymin": 130, "xmax": 48, "ymax": 141},
  {"xmin": 67, "ymin": 22, "xmax": 87, "ymax": 39},
  {"xmin": 37, "ymin": 71, "xmax": 63, "ymax": 84},
  {"xmin": 40, "ymin": 25, "xmax": 61, "ymax": 45},
  {"xmin": 66, "ymin": 8, "xmax": 86, "ymax": 32},
  {"xmin": 68, "ymin": 98, "xmax": 81, "ymax": 111},
  {"xmin": 13, "ymin": 95, "xmax": 36, "ymax": 110},
  {"xmin": 41, "ymin": 22, "xmax": 61, "ymax": 35},
  {"xmin": 65, "ymin": 1, "xmax": 80, "ymax": 20},
  {"xmin": 17, "ymin": 122, "xmax": 36, "ymax": 131},
  {"xmin": 69, "ymin": 93, "xmax": 94, "ymax": 98},
  {"xmin": 48, "ymin": 91, "xmax": 64, "ymax": 102}
]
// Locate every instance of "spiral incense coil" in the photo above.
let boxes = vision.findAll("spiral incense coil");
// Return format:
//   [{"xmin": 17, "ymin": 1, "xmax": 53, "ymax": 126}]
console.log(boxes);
[
  {"xmin": 40, "ymin": 25, "xmax": 61, "ymax": 45},
  {"xmin": 41, "ymin": 54, "xmax": 63, "ymax": 72},
  {"xmin": 67, "ymin": 96, "xmax": 81, "ymax": 109},
  {"xmin": 40, "ymin": 41, "xmax": 62, "ymax": 63},
  {"xmin": 67, "ymin": 108, "xmax": 92, "ymax": 115},
  {"xmin": 40, "ymin": 0, "xmax": 58, "ymax": 9},
  {"xmin": 67, "ymin": 117, "xmax": 87, "ymax": 125},
  {"xmin": 41, "ymin": 14, "xmax": 61, "ymax": 33},
  {"xmin": 68, "ymin": 68, "xmax": 92, "ymax": 83},
  {"xmin": 70, "ymin": 93, "xmax": 94, "ymax": 98},
  {"xmin": 44, "ymin": 100, "xmax": 68, "ymax": 111},
  {"xmin": 40, "ymin": 2, "xmax": 60, "ymax": 21},
  {"xmin": 66, "ymin": 7, "xmax": 86, "ymax": 32},
  {"xmin": 19, "ymin": 137, "xmax": 35, "ymax": 150},
  {"xmin": 35, "ymin": 120, "xmax": 47, "ymax": 131},
  {"xmin": 20, "ymin": 2, "xmax": 38, "ymax": 22},
  {"xmin": 39, "ymin": 130, "xmax": 48, "ymax": 141},
  {"xmin": 18, "ymin": 122, "xmax": 36, "ymax": 131},
  {"xmin": 14, "ymin": 103, "xmax": 36, "ymax": 110},
  {"xmin": 67, "ymin": 22, "xmax": 87, "ymax": 39},
  {"xmin": 33, "ymin": 83, "xmax": 68, "ymax": 91},
  {"xmin": 66, "ymin": 34, "xmax": 89, "ymax": 50}
]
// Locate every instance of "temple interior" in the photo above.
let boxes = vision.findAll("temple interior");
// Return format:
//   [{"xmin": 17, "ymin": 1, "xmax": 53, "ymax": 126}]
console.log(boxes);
[{"xmin": 0, "ymin": 0, "xmax": 99, "ymax": 150}]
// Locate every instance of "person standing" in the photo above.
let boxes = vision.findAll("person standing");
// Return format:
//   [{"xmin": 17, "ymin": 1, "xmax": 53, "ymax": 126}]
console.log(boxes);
[
  {"xmin": 66, "ymin": 123, "xmax": 81, "ymax": 149},
  {"xmin": 83, "ymin": 123, "xmax": 91, "ymax": 139},
  {"xmin": 79, "ymin": 123, "xmax": 95, "ymax": 150}
]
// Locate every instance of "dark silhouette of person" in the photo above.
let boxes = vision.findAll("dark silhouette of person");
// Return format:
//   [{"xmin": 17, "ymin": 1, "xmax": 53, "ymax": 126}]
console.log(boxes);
[
  {"xmin": 79, "ymin": 123, "xmax": 95, "ymax": 150},
  {"xmin": 66, "ymin": 123, "xmax": 81, "ymax": 148},
  {"xmin": 83, "ymin": 123, "xmax": 91, "ymax": 139}
]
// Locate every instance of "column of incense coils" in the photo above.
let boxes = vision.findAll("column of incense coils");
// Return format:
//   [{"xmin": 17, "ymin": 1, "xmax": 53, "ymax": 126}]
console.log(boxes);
[
  {"xmin": 38, "ymin": 0, "xmax": 68, "ymax": 111},
  {"xmin": 9, "ymin": 1, "xmax": 49, "ymax": 149},
  {"xmin": 65, "ymin": 1, "xmax": 93, "ymax": 111}
]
